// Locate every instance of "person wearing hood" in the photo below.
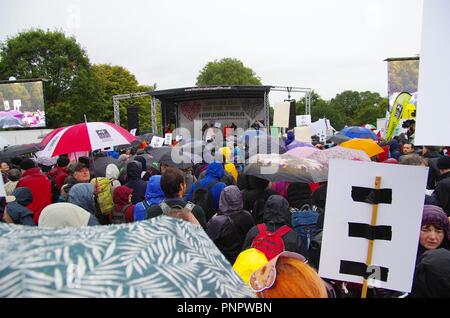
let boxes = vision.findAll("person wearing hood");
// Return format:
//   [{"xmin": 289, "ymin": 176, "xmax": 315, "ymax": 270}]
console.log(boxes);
[
  {"xmin": 285, "ymin": 131, "xmax": 295, "ymax": 147},
  {"xmin": 16, "ymin": 158, "xmax": 52, "ymax": 224},
  {"xmin": 105, "ymin": 163, "xmax": 121, "ymax": 190},
  {"xmin": 110, "ymin": 185, "xmax": 135, "ymax": 224},
  {"xmin": 242, "ymin": 195, "xmax": 302, "ymax": 255},
  {"xmin": 124, "ymin": 161, "xmax": 147, "ymax": 204},
  {"xmin": 134, "ymin": 175, "xmax": 164, "ymax": 222},
  {"xmin": 38, "ymin": 202, "xmax": 99, "ymax": 228},
  {"xmin": 207, "ymin": 186, "xmax": 254, "ymax": 264},
  {"xmin": 133, "ymin": 155, "xmax": 149, "ymax": 180},
  {"xmin": 184, "ymin": 161, "xmax": 226, "ymax": 218},
  {"xmin": 2, "ymin": 187, "xmax": 35, "ymax": 226},
  {"xmin": 388, "ymin": 139, "xmax": 401, "ymax": 161},
  {"xmin": 410, "ymin": 248, "xmax": 450, "ymax": 298},
  {"xmin": 416, "ymin": 205, "xmax": 450, "ymax": 263},
  {"xmin": 67, "ymin": 183, "xmax": 97, "ymax": 215}
]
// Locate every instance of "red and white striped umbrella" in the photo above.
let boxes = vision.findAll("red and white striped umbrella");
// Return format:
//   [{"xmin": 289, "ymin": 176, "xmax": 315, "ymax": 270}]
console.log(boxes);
[{"xmin": 41, "ymin": 122, "xmax": 137, "ymax": 157}]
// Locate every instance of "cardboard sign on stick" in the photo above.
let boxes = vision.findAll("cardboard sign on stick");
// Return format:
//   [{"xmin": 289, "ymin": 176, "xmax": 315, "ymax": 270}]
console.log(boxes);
[
  {"xmin": 164, "ymin": 133, "xmax": 173, "ymax": 145},
  {"xmin": 319, "ymin": 159, "xmax": 428, "ymax": 293}
]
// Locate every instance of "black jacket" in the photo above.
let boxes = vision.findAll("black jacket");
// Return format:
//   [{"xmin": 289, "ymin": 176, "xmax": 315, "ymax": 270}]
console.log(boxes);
[
  {"xmin": 410, "ymin": 248, "xmax": 450, "ymax": 298},
  {"xmin": 424, "ymin": 151, "xmax": 442, "ymax": 189},
  {"xmin": 208, "ymin": 210, "xmax": 254, "ymax": 265},
  {"xmin": 432, "ymin": 171, "xmax": 450, "ymax": 216},
  {"xmin": 242, "ymin": 195, "xmax": 302, "ymax": 254},
  {"xmin": 146, "ymin": 198, "xmax": 208, "ymax": 231}
]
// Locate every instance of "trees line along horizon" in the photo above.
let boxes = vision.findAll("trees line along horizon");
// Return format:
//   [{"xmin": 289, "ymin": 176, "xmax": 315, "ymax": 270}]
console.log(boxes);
[{"xmin": 0, "ymin": 29, "xmax": 387, "ymax": 132}]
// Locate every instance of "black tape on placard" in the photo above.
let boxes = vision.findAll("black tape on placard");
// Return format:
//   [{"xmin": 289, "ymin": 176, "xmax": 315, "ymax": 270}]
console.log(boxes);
[
  {"xmin": 339, "ymin": 260, "xmax": 389, "ymax": 282},
  {"xmin": 348, "ymin": 223, "xmax": 392, "ymax": 241},
  {"xmin": 351, "ymin": 186, "xmax": 392, "ymax": 205}
]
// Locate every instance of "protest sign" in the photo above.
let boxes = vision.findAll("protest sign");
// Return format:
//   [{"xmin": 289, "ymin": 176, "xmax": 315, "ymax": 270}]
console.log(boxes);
[
  {"xmin": 415, "ymin": 0, "xmax": 450, "ymax": 146},
  {"xmin": 150, "ymin": 136, "xmax": 165, "ymax": 148},
  {"xmin": 319, "ymin": 159, "xmax": 428, "ymax": 293},
  {"xmin": 296, "ymin": 115, "xmax": 311, "ymax": 127}
]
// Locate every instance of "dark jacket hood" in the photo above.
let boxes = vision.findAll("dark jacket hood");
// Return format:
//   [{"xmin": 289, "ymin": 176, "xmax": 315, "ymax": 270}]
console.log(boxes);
[
  {"xmin": 263, "ymin": 195, "xmax": 291, "ymax": 225},
  {"xmin": 126, "ymin": 162, "xmax": 142, "ymax": 180},
  {"xmin": 219, "ymin": 185, "xmax": 243, "ymax": 214}
]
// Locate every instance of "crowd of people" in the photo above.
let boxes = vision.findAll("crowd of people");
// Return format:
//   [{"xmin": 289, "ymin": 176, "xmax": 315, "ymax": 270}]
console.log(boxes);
[{"xmin": 0, "ymin": 129, "xmax": 449, "ymax": 298}]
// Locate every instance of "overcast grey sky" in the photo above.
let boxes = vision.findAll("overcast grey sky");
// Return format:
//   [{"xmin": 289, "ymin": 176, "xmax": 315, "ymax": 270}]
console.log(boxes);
[{"xmin": 0, "ymin": 0, "xmax": 423, "ymax": 102}]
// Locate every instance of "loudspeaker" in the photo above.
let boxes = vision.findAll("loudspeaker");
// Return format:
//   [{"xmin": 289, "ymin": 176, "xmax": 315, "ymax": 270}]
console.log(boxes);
[
  {"xmin": 127, "ymin": 105, "xmax": 139, "ymax": 133},
  {"xmin": 288, "ymin": 100, "xmax": 296, "ymax": 130}
]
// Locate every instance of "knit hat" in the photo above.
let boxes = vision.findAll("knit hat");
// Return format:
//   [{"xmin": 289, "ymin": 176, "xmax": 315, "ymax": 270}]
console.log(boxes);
[
  {"xmin": 422, "ymin": 205, "xmax": 449, "ymax": 240},
  {"xmin": 437, "ymin": 156, "xmax": 450, "ymax": 170}
]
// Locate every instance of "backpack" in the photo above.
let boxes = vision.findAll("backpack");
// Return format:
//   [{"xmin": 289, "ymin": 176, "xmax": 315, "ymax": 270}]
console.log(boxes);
[
  {"xmin": 291, "ymin": 204, "xmax": 319, "ymax": 256},
  {"xmin": 91, "ymin": 177, "xmax": 114, "ymax": 215},
  {"xmin": 111, "ymin": 204, "xmax": 131, "ymax": 224},
  {"xmin": 251, "ymin": 224, "xmax": 292, "ymax": 260},
  {"xmin": 159, "ymin": 201, "xmax": 195, "ymax": 215},
  {"xmin": 191, "ymin": 180, "xmax": 218, "ymax": 222}
]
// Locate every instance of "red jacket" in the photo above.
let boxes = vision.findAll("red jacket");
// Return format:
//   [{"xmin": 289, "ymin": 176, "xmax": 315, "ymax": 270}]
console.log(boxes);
[{"xmin": 17, "ymin": 167, "xmax": 52, "ymax": 224}]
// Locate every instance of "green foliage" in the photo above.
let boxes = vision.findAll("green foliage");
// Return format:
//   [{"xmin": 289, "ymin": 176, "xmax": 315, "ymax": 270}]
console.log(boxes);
[
  {"xmin": 294, "ymin": 90, "xmax": 388, "ymax": 131},
  {"xmin": 196, "ymin": 58, "xmax": 262, "ymax": 86}
]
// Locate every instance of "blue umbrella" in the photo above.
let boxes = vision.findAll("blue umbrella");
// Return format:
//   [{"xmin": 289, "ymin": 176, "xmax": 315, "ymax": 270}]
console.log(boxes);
[{"xmin": 340, "ymin": 126, "xmax": 378, "ymax": 140}]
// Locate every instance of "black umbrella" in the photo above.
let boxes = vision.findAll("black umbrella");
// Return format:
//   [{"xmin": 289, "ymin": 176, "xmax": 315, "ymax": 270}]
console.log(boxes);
[
  {"xmin": 0, "ymin": 143, "xmax": 42, "ymax": 160},
  {"xmin": 326, "ymin": 134, "xmax": 351, "ymax": 145},
  {"xmin": 159, "ymin": 151, "xmax": 194, "ymax": 169},
  {"xmin": 116, "ymin": 139, "xmax": 141, "ymax": 150},
  {"xmin": 242, "ymin": 135, "xmax": 287, "ymax": 158},
  {"xmin": 92, "ymin": 156, "xmax": 120, "ymax": 177}
]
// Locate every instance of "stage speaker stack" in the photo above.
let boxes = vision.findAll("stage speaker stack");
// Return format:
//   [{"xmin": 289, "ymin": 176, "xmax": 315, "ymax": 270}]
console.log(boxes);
[
  {"xmin": 288, "ymin": 100, "xmax": 296, "ymax": 130},
  {"xmin": 127, "ymin": 105, "xmax": 140, "ymax": 134}
]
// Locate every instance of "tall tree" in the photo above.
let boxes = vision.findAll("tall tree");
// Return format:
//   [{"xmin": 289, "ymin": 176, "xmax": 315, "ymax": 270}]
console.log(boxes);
[
  {"xmin": 0, "ymin": 29, "xmax": 96, "ymax": 127},
  {"xmin": 196, "ymin": 58, "xmax": 262, "ymax": 86}
]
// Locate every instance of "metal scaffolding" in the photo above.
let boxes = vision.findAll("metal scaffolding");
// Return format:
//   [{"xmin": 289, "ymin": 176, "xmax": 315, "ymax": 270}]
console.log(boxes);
[
  {"xmin": 112, "ymin": 90, "xmax": 158, "ymax": 134},
  {"xmin": 269, "ymin": 86, "xmax": 312, "ymax": 115}
]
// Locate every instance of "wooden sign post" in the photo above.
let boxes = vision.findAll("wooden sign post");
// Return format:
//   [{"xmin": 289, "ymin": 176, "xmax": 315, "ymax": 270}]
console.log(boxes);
[{"xmin": 361, "ymin": 176, "xmax": 381, "ymax": 298}]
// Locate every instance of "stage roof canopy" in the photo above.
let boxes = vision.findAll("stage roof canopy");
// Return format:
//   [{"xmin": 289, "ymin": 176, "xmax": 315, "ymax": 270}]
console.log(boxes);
[{"xmin": 148, "ymin": 85, "xmax": 273, "ymax": 103}]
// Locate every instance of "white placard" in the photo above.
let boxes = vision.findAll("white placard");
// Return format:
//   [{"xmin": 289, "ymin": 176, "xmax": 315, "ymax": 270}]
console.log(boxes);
[
  {"xmin": 273, "ymin": 102, "xmax": 290, "ymax": 128},
  {"xmin": 294, "ymin": 126, "xmax": 312, "ymax": 143},
  {"xmin": 150, "ymin": 136, "xmax": 165, "ymax": 148},
  {"xmin": 3, "ymin": 101, "xmax": 10, "ymax": 111},
  {"xmin": 129, "ymin": 128, "xmax": 137, "ymax": 136},
  {"xmin": 319, "ymin": 159, "xmax": 428, "ymax": 293},
  {"xmin": 175, "ymin": 135, "xmax": 183, "ymax": 142},
  {"xmin": 164, "ymin": 133, "xmax": 173, "ymax": 145},
  {"xmin": 296, "ymin": 115, "xmax": 311, "ymax": 127},
  {"xmin": 13, "ymin": 99, "xmax": 21, "ymax": 111},
  {"xmin": 415, "ymin": 0, "xmax": 450, "ymax": 146},
  {"xmin": 310, "ymin": 119, "xmax": 328, "ymax": 142},
  {"xmin": 213, "ymin": 122, "xmax": 222, "ymax": 129}
]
